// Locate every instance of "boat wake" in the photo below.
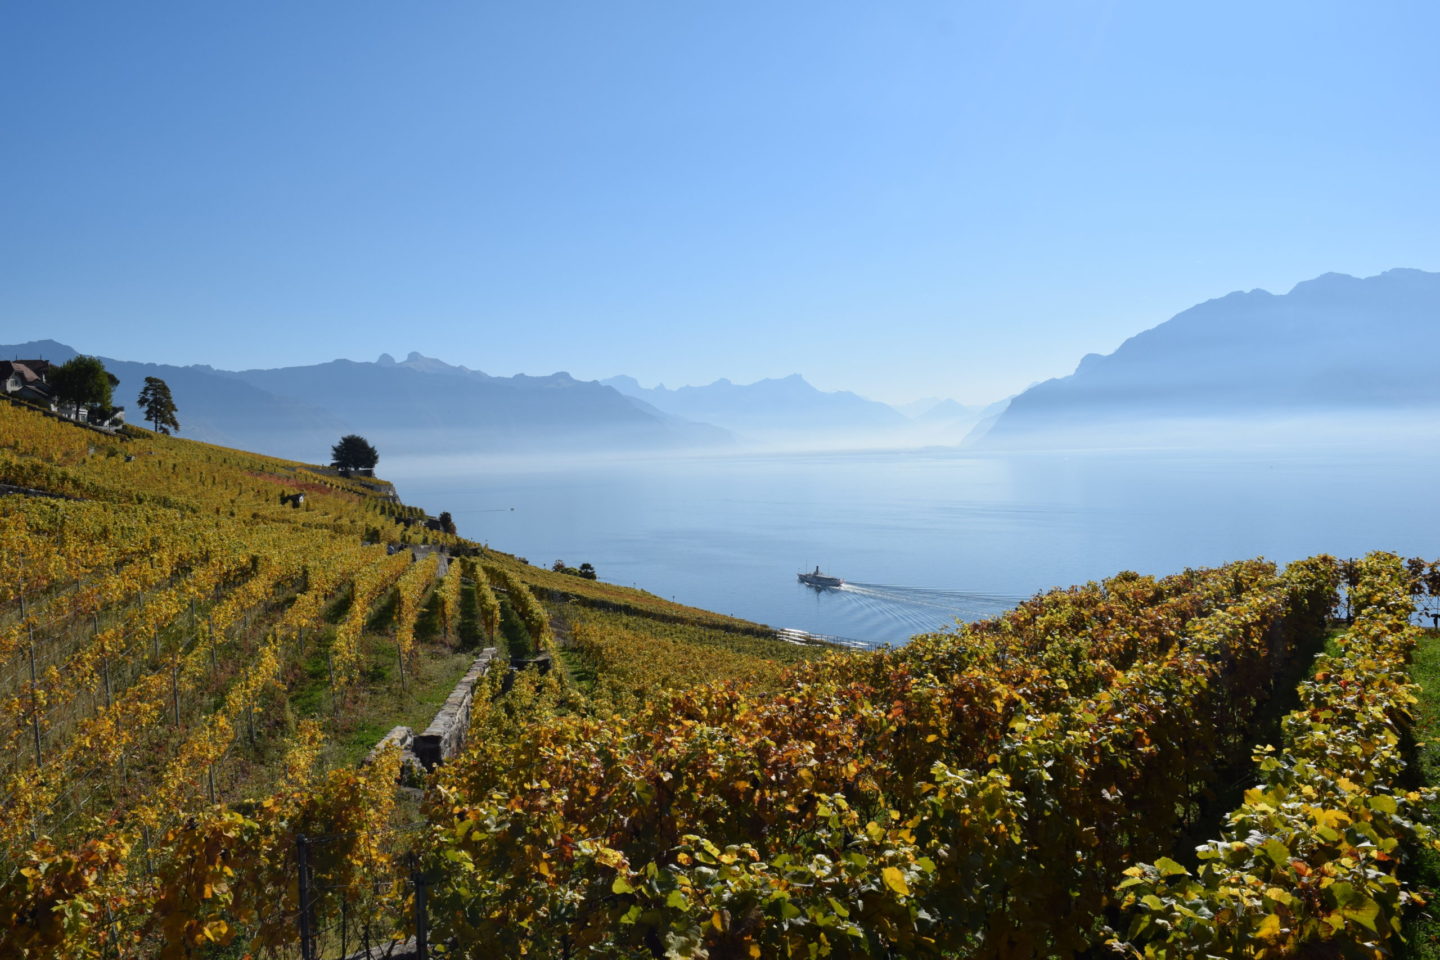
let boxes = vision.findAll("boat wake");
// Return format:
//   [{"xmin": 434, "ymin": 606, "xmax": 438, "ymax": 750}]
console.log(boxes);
[{"xmin": 795, "ymin": 580, "xmax": 1024, "ymax": 644}]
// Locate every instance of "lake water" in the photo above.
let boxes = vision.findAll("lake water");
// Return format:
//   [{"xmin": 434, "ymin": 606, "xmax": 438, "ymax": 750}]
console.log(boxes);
[{"xmin": 383, "ymin": 444, "xmax": 1439, "ymax": 647}]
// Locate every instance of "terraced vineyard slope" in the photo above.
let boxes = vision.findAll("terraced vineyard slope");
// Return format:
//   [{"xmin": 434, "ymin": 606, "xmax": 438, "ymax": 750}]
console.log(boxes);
[{"xmin": 4, "ymin": 396, "xmax": 1439, "ymax": 959}]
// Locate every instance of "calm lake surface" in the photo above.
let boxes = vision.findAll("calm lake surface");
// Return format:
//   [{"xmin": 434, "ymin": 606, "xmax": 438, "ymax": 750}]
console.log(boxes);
[{"xmin": 384, "ymin": 444, "xmax": 1437, "ymax": 647}]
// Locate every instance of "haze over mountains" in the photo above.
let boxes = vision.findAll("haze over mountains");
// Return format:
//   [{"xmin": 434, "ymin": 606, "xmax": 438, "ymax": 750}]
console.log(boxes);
[
  {"xmin": 978, "ymin": 267, "xmax": 1440, "ymax": 447},
  {"xmin": 0, "ymin": 342, "xmax": 731, "ymax": 461},
  {"xmin": 6, "ymin": 267, "xmax": 1437, "ymax": 460},
  {"xmin": 2, "ymin": 337, "xmax": 990, "ymax": 459},
  {"xmin": 602, "ymin": 374, "xmax": 908, "ymax": 441}
]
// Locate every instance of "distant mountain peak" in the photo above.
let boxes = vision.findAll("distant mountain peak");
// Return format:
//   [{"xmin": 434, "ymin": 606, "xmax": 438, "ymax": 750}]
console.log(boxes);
[
  {"xmin": 605, "ymin": 374, "xmax": 642, "ymax": 390},
  {"xmin": 387, "ymin": 351, "xmax": 488, "ymax": 378},
  {"xmin": 3, "ymin": 339, "xmax": 79, "ymax": 362}
]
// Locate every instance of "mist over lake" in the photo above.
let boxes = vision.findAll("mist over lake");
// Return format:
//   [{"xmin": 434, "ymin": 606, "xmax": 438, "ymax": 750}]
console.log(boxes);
[{"xmin": 385, "ymin": 438, "xmax": 1440, "ymax": 646}]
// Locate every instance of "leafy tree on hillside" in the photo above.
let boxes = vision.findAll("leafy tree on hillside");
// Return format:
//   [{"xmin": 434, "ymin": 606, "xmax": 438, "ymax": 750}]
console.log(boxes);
[
  {"xmin": 551, "ymin": 559, "xmax": 598, "ymax": 580},
  {"xmin": 331, "ymin": 434, "xmax": 379, "ymax": 472},
  {"xmin": 137, "ymin": 376, "xmax": 180, "ymax": 434},
  {"xmin": 49, "ymin": 355, "xmax": 117, "ymax": 417}
]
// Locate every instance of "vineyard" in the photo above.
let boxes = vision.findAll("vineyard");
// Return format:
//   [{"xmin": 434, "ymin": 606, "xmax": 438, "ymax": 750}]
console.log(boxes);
[{"xmin": 2, "ymin": 396, "xmax": 1440, "ymax": 958}]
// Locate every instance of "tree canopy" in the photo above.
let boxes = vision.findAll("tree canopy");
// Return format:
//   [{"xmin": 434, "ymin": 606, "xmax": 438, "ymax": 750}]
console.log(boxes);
[
  {"xmin": 137, "ymin": 376, "xmax": 180, "ymax": 434},
  {"xmin": 331, "ymin": 434, "xmax": 379, "ymax": 471},
  {"xmin": 49, "ymin": 355, "xmax": 116, "ymax": 412}
]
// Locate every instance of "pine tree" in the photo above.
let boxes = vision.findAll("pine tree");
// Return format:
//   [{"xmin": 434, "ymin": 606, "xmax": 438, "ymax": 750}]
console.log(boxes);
[{"xmin": 137, "ymin": 376, "xmax": 180, "ymax": 434}]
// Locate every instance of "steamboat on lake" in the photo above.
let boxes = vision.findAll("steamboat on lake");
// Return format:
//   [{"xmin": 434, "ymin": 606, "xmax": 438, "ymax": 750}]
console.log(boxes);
[{"xmin": 797, "ymin": 566, "xmax": 844, "ymax": 589}]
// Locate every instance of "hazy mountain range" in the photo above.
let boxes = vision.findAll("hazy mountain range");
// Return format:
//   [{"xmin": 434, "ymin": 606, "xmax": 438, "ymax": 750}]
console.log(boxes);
[
  {"xmin": 0, "ymin": 343, "xmax": 730, "ymax": 460},
  {"xmin": 7, "ymin": 266, "xmax": 1436, "ymax": 460},
  {"xmin": 1, "ymin": 342, "xmax": 959, "ymax": 460},
  {"xmin": 980, "ymin": 267, "xmax": 1440, "ymax": 446},
  {"xmin": 602, "ymin": 374, "xmax": 906, "ymax": 437}
]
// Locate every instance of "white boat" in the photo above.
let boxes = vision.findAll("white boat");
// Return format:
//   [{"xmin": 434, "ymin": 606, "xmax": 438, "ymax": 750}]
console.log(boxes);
[{"xmin": 797, "ymin": 566, "xmax": 844, "ymax": 589}]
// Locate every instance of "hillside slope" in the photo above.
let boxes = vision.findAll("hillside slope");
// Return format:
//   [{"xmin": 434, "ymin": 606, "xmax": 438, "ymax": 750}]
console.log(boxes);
[{"xmin": 0, "ymin": 395, "xmax": 793, "ymax": 900}]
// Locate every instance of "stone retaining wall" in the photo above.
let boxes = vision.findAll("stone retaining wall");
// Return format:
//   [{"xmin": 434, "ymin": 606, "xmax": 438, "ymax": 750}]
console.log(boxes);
[
  {"xmin": 362, "ymin": 647, "xmax": 497, "ymax": 779},
  {"xmin": 363, "ymin": 725, "xmax": 415, "ymax": 767},
  {"xmin": 412, "ymin": 647, "xmax": 496, "ymax": 770}
]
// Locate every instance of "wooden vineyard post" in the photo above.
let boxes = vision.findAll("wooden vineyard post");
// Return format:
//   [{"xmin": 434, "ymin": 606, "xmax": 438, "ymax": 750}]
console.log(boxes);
[
  {"xmin": 20, "ymin": 594, "xmax": 42, "ymax": 768},
  {"xmin": 297, "ymin": 834, "xmax": 316, "ymax": 960},
  {"xmin": 295, "ymin": 834, "xmax": 315, "ymax": 960},
  {"xmin": 411, "ymin": 852, "xmax": 430, "ymax": 960}
]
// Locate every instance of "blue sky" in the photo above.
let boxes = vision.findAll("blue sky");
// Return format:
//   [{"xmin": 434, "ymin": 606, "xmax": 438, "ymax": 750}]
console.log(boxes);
[{"xmin": 3, "ymin": 1, "xmax": 1437, "ymax": 405}]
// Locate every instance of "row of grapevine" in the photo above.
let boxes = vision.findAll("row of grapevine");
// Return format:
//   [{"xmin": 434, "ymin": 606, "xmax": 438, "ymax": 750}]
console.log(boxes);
[
  {"xmin": 330, "ymin": 549, "xmax": 413, "ymax": 682},
  {"xmin": 569, "ymin": 607, "xmax": 822, "ymax": 701},
  {"xmin": 436, "ymin": 553, "xmax": 464, "ymax": 642},
  {"xmin": 482, "ymin": 564, "xmax": 554, "ymax": 656},
  {"xmin": 392, "ymin": 551, "xmax": 441, "ymax": 663},
  {"xmin": 484, "ymin": 550, "xmax": 764, "ymax": 633},
  {"xmin": 1113, "ymin": 551, "xmax": 1432, "ymax": 956},
  {"xmin": 469, "ymin": 559, "xmax": 501, "ymax": 644}
]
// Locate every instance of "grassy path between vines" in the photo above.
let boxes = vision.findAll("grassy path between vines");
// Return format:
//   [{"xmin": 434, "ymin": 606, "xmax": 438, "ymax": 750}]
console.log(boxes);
[{"xmin": 1402, "ymin": 628, "xmax": 1440, "ymax": 959}]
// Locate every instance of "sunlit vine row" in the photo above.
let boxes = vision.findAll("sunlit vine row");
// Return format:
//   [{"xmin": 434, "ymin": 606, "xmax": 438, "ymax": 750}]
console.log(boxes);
[
  {"xmin": 331, "ymin": 550, "xmax": 413, "ymax": 683},
  {"xmin": 393, "ymin": 551, "xmax": 440, "ymax": 663},
  {"xmin": 570, "ymin": 607, "xmax": 820, "ymax": 702},
  {"xmin": 483, "ymin": 563, "xmax": 554, "ymax": 656},
  {"xmin": 467, "ymin": 558, "xmax": 500, "ymax": 644},
  {"xmin": 436, "ymin": 554, "xmax": 463, "ymax": 643},
  {"xmin": 1114, "ymin": 552, "xmax": 1430, "ymax": 957}
]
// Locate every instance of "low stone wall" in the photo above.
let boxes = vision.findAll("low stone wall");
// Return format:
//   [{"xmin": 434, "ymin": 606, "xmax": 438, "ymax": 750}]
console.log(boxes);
[
  {"xmin": 0, "ymin": 483, "xmax": 82, "ymax": 501},
  {"xmin": 363, "ymin": 725, "xmax": 415, "ymax": 767},
  {"xmin": 412, "ymin": 647, "xmax": 496, "ymax": 770}
]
